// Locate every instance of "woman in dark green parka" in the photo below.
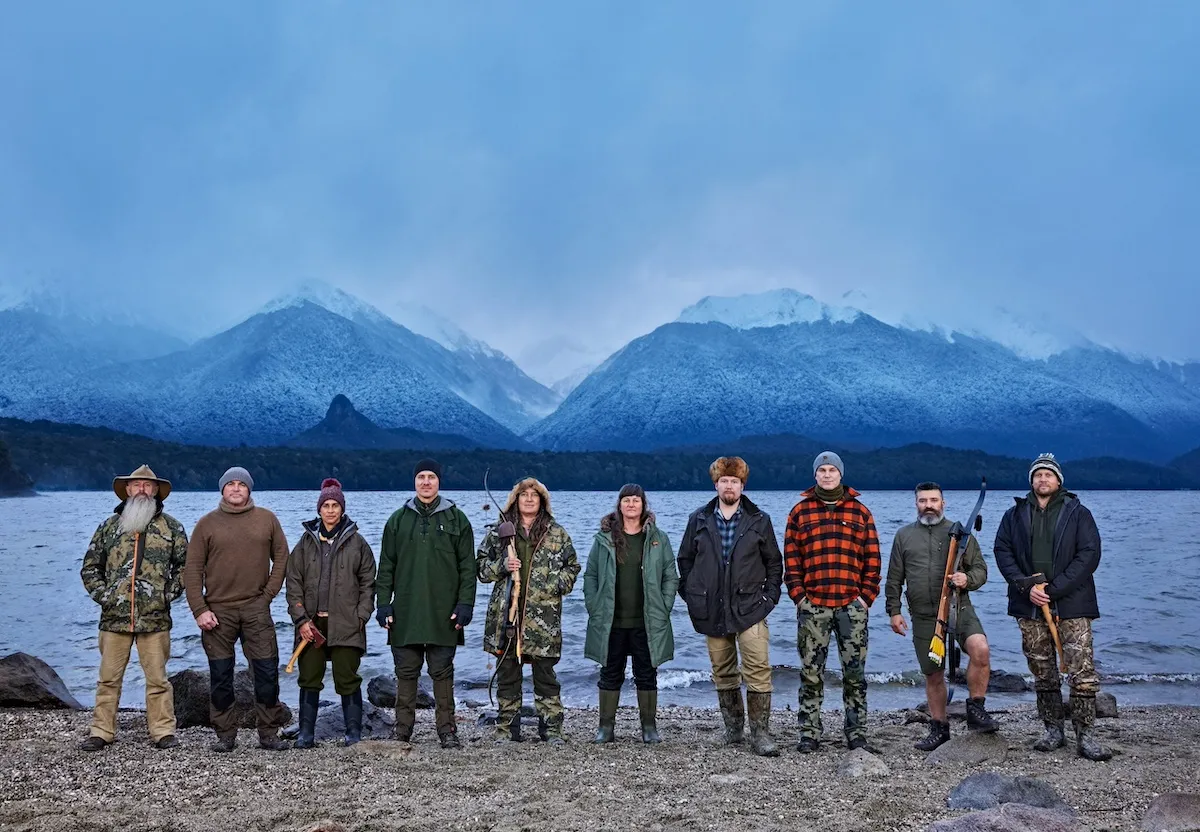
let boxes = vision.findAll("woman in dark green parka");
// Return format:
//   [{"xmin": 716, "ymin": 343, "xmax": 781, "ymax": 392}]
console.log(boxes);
[{"xmin": 583, "ymin": 484, "xmax": 679, "ymax": 744}]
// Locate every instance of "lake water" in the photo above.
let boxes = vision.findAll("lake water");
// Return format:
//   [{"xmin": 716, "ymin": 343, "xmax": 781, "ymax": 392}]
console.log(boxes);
[{"xmin": 1, "ymin": 489, "xmax": 1197, "ymax": 713}]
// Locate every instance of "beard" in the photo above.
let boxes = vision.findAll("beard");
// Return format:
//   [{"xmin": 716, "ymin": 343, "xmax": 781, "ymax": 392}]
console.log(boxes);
[
  {"xmin": 119, "ymin": 494, "xmax": 158, "ymax": 535},
  {"xmin": 918, "ymin": 509, "xmax": 944, "ymax": 526},
  {"xmin": 719, "ymin": 491, "xmax": 740, "ymax": 507}
]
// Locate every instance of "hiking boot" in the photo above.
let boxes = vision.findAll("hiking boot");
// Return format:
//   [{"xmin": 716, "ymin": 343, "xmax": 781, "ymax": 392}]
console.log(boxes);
[
  {"xmin": 746, "ymin": 691, "xmax": 779, "ymax": 757},
  {"xmin": 846, "ymin": 736, "xmax": 877, "ymax": 753},
  {"xmin": 1071, "ymin": 696, "xmax": 1113, "ymax": 761},
  {"xmin": 257, "ymin": 731, "xmax": 291, "ymax": 751},
  {"xmin": 966, "ymin": 697, "xmax": 999, "ymax": 733},
  {"xmin": 295, "ymin": 688, "xmax": 319, "ymax": 749},
  {"xmin": 80, "ymin": 736, "xmax": 110, "ymax": 752},
  {"xmin": 796, "ymin": 736, "xmax": 820, "ymax": 754},
  {"xmin": 594, "ymin": 689, "xmax": 619, "ymax": 744},
  {"xmin": 210, "ymin": 733, "xmax": 237, "ymax": 753},
  {"xmin": 1033, "ymin": 690, "xmax": 1066, "ymax": 752},
  {"xmin": 153, "ymin": 735, "xmax": 179, "ymax": 750},
  {"xmin": 637, "ymin": 689, "xmax": 661, "ymax": 745},
  {"xmin": 541, "ymin": 714, "xmax": 566, "ymax": 745},
  {"xmin": 915, "ymin": 720, "xmax": 951, "ymax": 752},
  {"xmin": 341, "ymin": 689, "xmax": 363, "ymax": 746},
  {"xmin": 716, "ymin": 688, "xmax": 745, "ymax": 745},
  {"xmin": 438, "ymin": 729, "xmax": 462, "ymax": 749}
]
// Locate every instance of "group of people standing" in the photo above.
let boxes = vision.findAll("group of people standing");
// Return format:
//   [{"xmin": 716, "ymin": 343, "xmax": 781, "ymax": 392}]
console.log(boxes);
[{"xmin": 78, "ymin": 450, "xmax": 1109, "ymax": 763}]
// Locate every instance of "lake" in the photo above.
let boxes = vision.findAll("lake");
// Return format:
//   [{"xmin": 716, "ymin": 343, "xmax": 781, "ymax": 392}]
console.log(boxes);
[{"xmin": 1, "ymin": 488, "xmax": 1197, "ymax": 713}]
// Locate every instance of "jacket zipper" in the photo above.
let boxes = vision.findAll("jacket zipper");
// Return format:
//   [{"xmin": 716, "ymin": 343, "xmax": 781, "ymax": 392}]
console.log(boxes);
[{"xmin": 130, "ymin": 532, "xmax": 144, "ymax": 632}]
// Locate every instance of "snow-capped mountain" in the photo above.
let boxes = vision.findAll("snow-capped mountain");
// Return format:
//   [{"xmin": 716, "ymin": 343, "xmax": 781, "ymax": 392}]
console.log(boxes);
[{"xmin": 527, "ymin": 290, "xmax": 1200, "ymax": 461}]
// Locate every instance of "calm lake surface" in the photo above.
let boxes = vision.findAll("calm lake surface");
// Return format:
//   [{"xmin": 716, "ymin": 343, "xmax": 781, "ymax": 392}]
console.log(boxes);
[{"xmin": 2, "ymin": 489, "xmax": 1197, "ymax": 711}]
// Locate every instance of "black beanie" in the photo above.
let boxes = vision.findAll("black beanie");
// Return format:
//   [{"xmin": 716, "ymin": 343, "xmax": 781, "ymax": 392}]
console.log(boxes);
[{"xmin": 414, "ymin": 458, "xmax": 442, "ymax": 479}]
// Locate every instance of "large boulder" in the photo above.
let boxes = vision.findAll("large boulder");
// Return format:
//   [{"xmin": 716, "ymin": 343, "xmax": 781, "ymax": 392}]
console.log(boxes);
[
  {"xmin": 170, "ymin": 668, "xmax": 293, "ymax": 729},
  {"xmin": 1142, "ymin": 793, "xmax": 1200, "ymax": 832},
  {"xmin": 947, "ymin": 670, "xmax": 1030, "ymax": 693},
  {"xmin": 928, "ymin": 803, "xmax": 1081, "ymax": 832},
  {"xmin": 948, "ymin": 772, "xmax": 1072, "ymax": 814},
  {"xmin": 0, "ymin": 653, "xmax": 83, "ymax": 709},
  {"xmin": 926, "ymin": 731, "xmax": 1010, "ymax": 766},
  {"xmin": 365, "ymin": 675, "xmax": 434, "ymax": 709},
  {"xmin": 310, "ymin": 700, "xmax": 393, "ymax": 741}
]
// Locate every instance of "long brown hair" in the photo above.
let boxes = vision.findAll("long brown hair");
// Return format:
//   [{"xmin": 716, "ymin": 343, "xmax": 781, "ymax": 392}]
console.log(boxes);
[
  {"xmin": 503, "ymin": 486, "xmax": 551, "ymax": 548},
  {"xmin": 612, "ymin": 483, "xmax": 650, "ymax": 565}
]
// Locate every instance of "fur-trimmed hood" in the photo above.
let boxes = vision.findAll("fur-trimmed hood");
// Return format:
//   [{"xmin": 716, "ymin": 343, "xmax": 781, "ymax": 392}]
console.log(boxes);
[
  {"xmin": 599, "ymin": 511, "xmax": 657, "ymax": 535},
  {"xmin": 502, "ymin": 477, "xmax": 553, "ymax": 517}
]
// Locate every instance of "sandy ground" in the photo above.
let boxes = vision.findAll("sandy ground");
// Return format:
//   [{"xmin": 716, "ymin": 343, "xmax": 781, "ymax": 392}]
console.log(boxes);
[{"xmin": 0, "ymin": 701, "xmax": 1197, "ymax": 832}]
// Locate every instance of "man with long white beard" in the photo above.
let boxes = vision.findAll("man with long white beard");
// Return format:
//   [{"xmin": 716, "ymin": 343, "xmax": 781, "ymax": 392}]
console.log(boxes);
[
  {"xmin": 885, "ymin": 482, "xmax": 998, "ymax": 752},
  {"xmin": 79, "ymin": 465, "xmax": 189, "ymax": 751}
]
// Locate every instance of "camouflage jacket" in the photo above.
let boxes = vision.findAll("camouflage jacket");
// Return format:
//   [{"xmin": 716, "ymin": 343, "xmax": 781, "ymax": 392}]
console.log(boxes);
[
  {"xmin": 80, "ymin": 506, "xmax": 189, "ymax": 633},
  {"xmin": 477, "ymin": 521, "xmax": 580, "ymax": 659}
]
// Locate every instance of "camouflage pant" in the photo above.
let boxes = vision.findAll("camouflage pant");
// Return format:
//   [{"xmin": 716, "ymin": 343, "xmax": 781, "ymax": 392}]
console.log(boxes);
[
  {"xmin": 494, "ymin": 652, "xmax": 563, "ymax": 738},
  {"xmin": 1018, "ymin": 616, "xmax": 1099, "ymax": 697},
  {"xmin": 797, "ymin": 597, "xmax": 869, "ymax": 742}
]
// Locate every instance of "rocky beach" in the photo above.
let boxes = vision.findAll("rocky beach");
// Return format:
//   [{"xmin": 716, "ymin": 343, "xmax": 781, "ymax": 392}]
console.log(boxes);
[{"xmin": 1, "ymin": 700, "xmax": 1198, "ymax": 832}]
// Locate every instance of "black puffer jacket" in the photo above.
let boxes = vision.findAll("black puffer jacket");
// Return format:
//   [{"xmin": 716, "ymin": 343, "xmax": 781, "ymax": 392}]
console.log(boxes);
[
  {"xmin": 677, "ymin": 496, "xmax": 783, "ymax": 637},
  {"xmin": 993, "ymin": 492, "xmax": 1101, "ymax": 620}
]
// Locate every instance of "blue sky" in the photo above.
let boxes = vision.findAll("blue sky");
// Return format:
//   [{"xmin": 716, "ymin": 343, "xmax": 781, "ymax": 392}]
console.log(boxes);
[{"xmin": 2, "ymin": 2, "xmax": 1198, "ymax": 370}]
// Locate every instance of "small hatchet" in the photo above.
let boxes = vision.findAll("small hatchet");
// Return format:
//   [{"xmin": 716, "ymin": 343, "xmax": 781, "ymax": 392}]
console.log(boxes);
[{"xmin": 285, "ymin": 624, "xmax": 327, "ymax": 673}]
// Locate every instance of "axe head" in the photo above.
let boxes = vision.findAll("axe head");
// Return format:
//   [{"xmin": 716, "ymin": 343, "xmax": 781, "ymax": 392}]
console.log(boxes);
[
  {"xmin": 497, "ymin": 520, "xmax": 516, "ymax": 542},
  {"xmin": 1015, "ymin": 572, "xmax": 1047, "ymax": 594},
  {"xmin": 308, "ymin": 627, "xmax": 327, "ymax": 647}
]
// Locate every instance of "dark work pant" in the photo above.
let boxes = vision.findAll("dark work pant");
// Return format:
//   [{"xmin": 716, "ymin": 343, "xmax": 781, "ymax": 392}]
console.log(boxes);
[
  {"xmin": 392, "ymin": 644, "xmax": 457, "ymax": 734},
  {"xmin": 201, "ymin": 598, "xmax": 288, "ymax": 737},
  {"xmin": 298, "ymin": 616, "xmax": 363, "ymax": 696},
  {"xmin": 598, "ymin": 627, "xmax": 657, "ymax": 691},
  {"xmin": 495, "ymin": 652, "xmax": 563, "ymax": 728}
]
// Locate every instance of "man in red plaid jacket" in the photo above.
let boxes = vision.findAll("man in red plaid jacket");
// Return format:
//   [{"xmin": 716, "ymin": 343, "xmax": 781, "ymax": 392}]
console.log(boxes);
[{"xmin": 783, "ymin": 451, "xmax": 881, "ymax": 753}]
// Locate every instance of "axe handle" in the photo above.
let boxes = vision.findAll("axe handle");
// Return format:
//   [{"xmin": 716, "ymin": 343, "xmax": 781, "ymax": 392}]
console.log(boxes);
[
  {"xmin": 505, "ymin": 540, "xmax": 523, "ymax": 661},
  {"xmin": 1034, "ymin": 582, "xmax": 1066, "ymax": 671},
  {"xmin": 285, "ymin": 639, "xmax": 309, "ymax": 674}
]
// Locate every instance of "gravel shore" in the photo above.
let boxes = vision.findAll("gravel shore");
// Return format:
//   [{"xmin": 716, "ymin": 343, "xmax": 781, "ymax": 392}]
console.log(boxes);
[{"xmin": 1, "ymin": 702, "xmax": 1197, "ymax": 832}]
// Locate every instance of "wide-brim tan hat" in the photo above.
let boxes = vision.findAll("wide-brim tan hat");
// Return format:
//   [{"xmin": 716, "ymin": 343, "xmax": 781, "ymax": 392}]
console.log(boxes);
[{"xmin": 113, "ymin": 464, "xmax": 172, "ymax": 502}]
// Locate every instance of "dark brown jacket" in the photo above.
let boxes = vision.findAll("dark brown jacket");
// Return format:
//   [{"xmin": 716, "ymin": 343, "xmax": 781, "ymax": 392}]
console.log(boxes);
[
  {"xmin": 185, "ymin": 500, "xmax": 289, "ymax": 616},
  {"xmin": 285, "ymin": 518, "xmax": 376, "ymax": 651}
]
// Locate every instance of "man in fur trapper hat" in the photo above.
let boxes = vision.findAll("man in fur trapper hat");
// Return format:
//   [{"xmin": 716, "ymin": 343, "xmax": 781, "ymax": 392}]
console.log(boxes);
[
  {"xmin": 994, "ymin": 453, "xmax": 1110, "ymax": 761},
  {"xmin": 477, "ymin": 476, "xmax": 581, "ymax": 744},
  {"xmin": 79, "ymin": 465, "xmax": 189, "ymax": 751},
  {"xmin": 677, "ymin": 457, "xmax": 784, "ymax": 756}
]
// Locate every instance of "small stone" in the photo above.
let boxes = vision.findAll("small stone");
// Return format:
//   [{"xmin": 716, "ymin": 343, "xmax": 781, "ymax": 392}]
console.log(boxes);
[
  {"xmin": 905, "ymin": 709, "xmax": 932, "ymax": 725},
  {"xmin": 305, "ymin": 823, "xmax": 348, "ymax": 832},
  {"xmin": 1096, "ymin": 692, "xmax": 1119, "ymax": 719},
  {"xmin": 925, "ymin": 731, "xmax": 1010, "ymax": 766},
  {"xmin": 1142, "ymin": 793, "xmax": 1200, "ymax": 832},
  {"xmin": 838, "ymin": 748, "xmax": 891, "ymax": 779},
  {"xmin": 928, "ymin": 803, "xmax": 1081, "ymax": 832}
]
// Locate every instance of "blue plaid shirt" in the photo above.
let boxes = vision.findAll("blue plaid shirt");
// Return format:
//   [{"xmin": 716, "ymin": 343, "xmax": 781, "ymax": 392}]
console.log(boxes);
[{"xmin": 713, "ymin": 503, "xmax": 743, "ymax": 564}]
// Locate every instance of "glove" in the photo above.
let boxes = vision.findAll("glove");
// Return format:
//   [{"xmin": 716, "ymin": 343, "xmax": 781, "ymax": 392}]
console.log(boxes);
[
  {"xmin": 375, "ymin": 604, "xmax": 394, "ymax": 628},
  {"xmin": 451, "ymin": 603, "xmax": 473, "ymax": 629}
]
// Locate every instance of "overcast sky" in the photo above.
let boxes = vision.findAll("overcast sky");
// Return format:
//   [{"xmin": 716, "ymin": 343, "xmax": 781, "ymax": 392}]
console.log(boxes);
[{"xmin": 2, "ymin": 2, "xmax": 1198, "ymax": 376}]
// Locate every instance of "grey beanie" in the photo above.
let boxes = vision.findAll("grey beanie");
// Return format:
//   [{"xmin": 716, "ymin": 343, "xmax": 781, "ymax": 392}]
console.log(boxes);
[
  {"xmin": 813, "ymin": 451, "xmax": 845, "ymax": 477},
  {"xmin": 219, "ymin": 466, "xmax": 254, "ymax": 493},
  {"xmin": 1029, "ymin": 453, "xmax": 1063, "ymax": 486}
]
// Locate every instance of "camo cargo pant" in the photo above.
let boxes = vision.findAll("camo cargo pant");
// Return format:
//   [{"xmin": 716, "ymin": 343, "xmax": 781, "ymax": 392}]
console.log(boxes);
[
  {"xmin": 494, "ymin": 652, "xmax": 564, "ymax": 739},
  {"xmin": 797, "ymin": 596, "xmax": 869, "ymax": 743},
  {"xmin": 1018, "ymin": 616, "xmax": 1099, "ymax": 697}
]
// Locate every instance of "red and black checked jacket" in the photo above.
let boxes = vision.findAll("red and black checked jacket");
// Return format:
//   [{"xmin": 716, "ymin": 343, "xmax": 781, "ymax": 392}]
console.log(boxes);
[{"xmin": 784, "ymin": 486, "xmax": 882, "ymax": 608}]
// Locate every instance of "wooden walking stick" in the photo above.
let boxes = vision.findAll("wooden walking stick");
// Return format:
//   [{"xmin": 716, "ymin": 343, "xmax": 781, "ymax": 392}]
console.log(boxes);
[
  {"xmin": 285, "ymin": 625, "xmax": 326, "ymax": 673},
  {"xmin": 1034, "ymin": 578, "xmax": 1066, "ymax": 672}
]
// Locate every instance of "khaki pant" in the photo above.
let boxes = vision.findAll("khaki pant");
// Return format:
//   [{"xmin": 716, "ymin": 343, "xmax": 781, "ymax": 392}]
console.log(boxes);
[
  {"xmin": 706, "ymin": 619, "xmax": 773, "ymax": 693},
  {"xmin": 90, "ymin": 630, "xmax": 175, "ymax": 742}
]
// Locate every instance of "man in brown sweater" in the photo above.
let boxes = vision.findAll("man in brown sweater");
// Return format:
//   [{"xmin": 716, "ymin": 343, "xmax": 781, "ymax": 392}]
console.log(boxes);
[{"xmin": 185, "ymin": 466, "xmax": 290, "ymax": 751}]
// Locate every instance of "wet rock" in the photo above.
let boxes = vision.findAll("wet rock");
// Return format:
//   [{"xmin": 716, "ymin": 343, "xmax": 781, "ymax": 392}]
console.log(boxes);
[
  {"xmin": 987, "ymin": 671, "xmax": 1032, "ymax": 693},
  {"xmin": 948, "ymin": 772, "xmax": 1072, "ymax": 813},
  {"xmin": 170, "ymin": 668, "xmax": 293, "ymax": 729},
  {"xmin": 917, "ymin": 700, "xmax": 968, "ymax": 720},
  {"xmin": 905, "ymin": 708, "xmax": 932, "ymax": 725},
  {"xmin": 1096, "ymin": 692, "xmax": 1119, "ymax": 719},
  {"xmin": 0, "ymin": 653, "xmax": 84, "ymax": 709},
  {"xmin": 1141, "ymin": 793, "xmax": 1200, "ymax": 832},
  {"xmin": 928, "ymin": 803, "xmax": 1081, "ymax": 831},
  {"xmin": 925, "ymin": 731, "xmax": 1010, "ymax": 766},
  {"xmin": 838, "ymin": 748, "xmax": 891, "ymax": 778},
  {"xmin": 310, "ymin": 700, "xmax": 393, "ymax": 741},
  {"xmin": 364, "ymin": 674, "xmax": 434, "ymax": 709}
]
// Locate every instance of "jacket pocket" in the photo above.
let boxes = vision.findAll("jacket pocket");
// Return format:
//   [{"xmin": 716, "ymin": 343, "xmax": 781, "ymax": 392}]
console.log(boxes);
[
  {"xmin": 684, "ymin": 586, "xmax": 709, "ymax": 621},
  {"xmin": 734, "ymin": 589, "xmax": 767, "ymax": 619}
]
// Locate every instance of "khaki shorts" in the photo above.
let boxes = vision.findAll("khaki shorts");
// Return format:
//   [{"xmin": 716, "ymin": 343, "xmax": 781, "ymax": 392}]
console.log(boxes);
[{"xmin": 911, "ymin": 604, "xmax": 985, "ymax": 677}]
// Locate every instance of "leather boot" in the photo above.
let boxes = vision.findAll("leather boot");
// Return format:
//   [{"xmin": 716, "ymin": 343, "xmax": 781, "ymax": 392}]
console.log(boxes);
[
  {"xmin": 394, "ymin": 677, "xmax": 417, "ymax": 742},
  {"xmin": 1071, "ymin": 696, "xmax": 1113, "ymax": 761},
  {"xmin": 745, "ymin": 691, "xmax": 779, "ymax": 757},
  {"xmin": 257, "ymin": 728, "xmax": 291, "ymax": 751},
  {"xmin": 915, "ymin": 719, "xmax": 951, "ymax": 751},
  {"xmin": 432, "ymin": 678, "xmax": 458, "ymax": 747},
  {"xmin": 1033, "ymin": 690, "xmax": 1066, "ymax": 752},
  {"xmin": 295, "ymin": 689, "xmax": 319, "ymax": 749},
  {"xmin": 594, "ymin": 689, "xmax": 619, "ymax": 744},
  {"xmin": 716, "ymin": 688, "xmax": 745, "ymax": 745},
  {"xmin": 966, "ymin": 696, "xmax": 999, "ymax": 733},
  {"xmin": 637, "ymin": 689, "xmax": 661, "ymax": 744},
  {"xmin": 341, "ymin": 689, "xmax": 363, "ymax": 746}
]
